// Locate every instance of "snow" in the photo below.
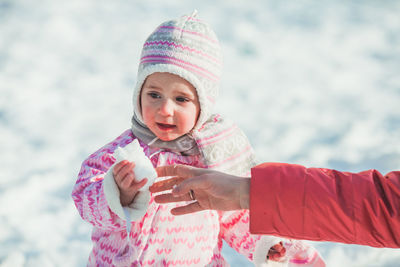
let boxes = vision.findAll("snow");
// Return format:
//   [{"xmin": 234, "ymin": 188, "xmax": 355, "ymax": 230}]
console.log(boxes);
[{"xmin": 1, "ymin": 0, "xmax": 399, "ymax": 266}]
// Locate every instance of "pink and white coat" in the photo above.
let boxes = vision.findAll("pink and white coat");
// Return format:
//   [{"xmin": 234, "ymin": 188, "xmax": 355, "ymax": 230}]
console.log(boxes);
[{"xmin": 72, "ymin": 130, "xmax": 324, "ymax": 266}]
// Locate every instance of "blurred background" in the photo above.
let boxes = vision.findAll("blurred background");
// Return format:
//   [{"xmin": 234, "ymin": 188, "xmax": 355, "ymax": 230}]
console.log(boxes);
[{"xmin": 1, "ymin": 0, "xmax": 399, "ymax": 266}]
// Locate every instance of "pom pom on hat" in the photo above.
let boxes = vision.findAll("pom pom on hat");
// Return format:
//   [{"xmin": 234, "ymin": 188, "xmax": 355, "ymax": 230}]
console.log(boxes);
[{"xmin": 133, "ymin": 10, "xmax": 223, "ymax": 130}]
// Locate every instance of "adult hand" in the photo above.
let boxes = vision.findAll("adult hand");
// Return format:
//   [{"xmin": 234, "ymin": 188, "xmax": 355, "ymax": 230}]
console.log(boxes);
[{"xmin": 149, "ymin": 165, "xmax": 250, "ymax": 215}]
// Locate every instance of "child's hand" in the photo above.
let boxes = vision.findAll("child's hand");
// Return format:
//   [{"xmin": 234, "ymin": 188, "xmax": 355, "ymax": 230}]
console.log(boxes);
[
  {"xmin": 267, "ymin": 242, "xmax": 286, "ymax": 262},
  {"xmin": 113, "ymin": 160, "xmax": 148, "ymax": 206}
]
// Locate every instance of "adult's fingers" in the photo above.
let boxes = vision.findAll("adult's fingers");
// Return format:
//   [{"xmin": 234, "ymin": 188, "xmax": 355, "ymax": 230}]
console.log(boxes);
[
  {"xmin": 153, "ymin": 192, "xmax": 192, "ymax": 203},
  {"xmin": 149, "ymin": 177, "xmax": 185, "ymax": 193},
  {"xmin": 172, "ymin": 175, "xmax": 210, "ymax": 197},
  {"xmin": 155, "ymin": 165, "xmax": 208, "ymax": 179},
  {"xmin": 170, "ymin": 202, "xmax": 204, "ymax": 215}
]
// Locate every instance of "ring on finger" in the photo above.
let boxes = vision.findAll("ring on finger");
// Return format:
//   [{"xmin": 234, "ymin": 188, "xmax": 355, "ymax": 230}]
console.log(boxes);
[{"xmin": 188, "ymin": 189, "xmax": 195, "ymax": 200}]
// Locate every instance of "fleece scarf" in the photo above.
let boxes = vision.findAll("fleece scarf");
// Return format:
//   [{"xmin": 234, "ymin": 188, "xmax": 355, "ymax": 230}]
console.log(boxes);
[{"xmin": 131, "ymin": 113, "xmax": 257, "ymax": 175}]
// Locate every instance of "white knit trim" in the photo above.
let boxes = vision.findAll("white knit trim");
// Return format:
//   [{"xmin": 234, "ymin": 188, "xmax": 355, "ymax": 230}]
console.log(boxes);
[
  {"xmin": 103, "ymin": 169, "xmax": 151, "ymax": 221},
  {"xmin": 126, "ymin": 191, "xmax": 151, "ymax": 221},
  {"xmin": 253, "ymin": 236, "xmax": 287, "ymax": 267},
  {"xmin": 103, "ymin": 168, "xmax": 126, "ymax": 219},
  {"xmin": 103, "ymin": 139, "xmax": 155, "ymax": 221},
  {"xmin": 132, "ymin": 64, "xmax": 210, "ymax": 130}
]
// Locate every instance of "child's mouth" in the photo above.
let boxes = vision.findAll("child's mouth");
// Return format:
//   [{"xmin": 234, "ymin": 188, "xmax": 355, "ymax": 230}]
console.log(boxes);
[{"xmin": 156, "ymin": 123, "xmax": 176, "ymax": 131}]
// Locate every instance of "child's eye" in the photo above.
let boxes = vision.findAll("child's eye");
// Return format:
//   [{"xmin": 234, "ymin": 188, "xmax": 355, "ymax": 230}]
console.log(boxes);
[
  {"xmin": 148, "ymin": 92, "xmax": 160, "ymax": 99},
  {"xmin": 176, "ymin": 96, "xmax": 189, "ymax": 103}
]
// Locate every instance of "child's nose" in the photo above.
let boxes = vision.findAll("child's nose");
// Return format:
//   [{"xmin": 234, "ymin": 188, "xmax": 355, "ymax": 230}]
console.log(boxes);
[{"xmin": 159, "ymin": 99, "xmax": 174, "ymax": 116}]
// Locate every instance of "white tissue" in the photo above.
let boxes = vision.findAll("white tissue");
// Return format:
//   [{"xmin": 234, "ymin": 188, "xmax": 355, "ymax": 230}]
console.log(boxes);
[{"xmin": 113, "ymin": 139, "xmax": 157, "ymax": 191}]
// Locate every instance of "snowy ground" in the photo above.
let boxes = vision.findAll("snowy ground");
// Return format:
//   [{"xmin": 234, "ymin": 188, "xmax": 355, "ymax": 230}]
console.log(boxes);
[{"xmin": 1, "ymin": 0, "xmax": 399, "ymax": 266}]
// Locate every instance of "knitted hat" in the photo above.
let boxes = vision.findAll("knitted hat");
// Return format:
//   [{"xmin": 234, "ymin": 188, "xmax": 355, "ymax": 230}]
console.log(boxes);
[{"xmin": 133, "ymin": 10, "xmax": 222, "ymax": 130}]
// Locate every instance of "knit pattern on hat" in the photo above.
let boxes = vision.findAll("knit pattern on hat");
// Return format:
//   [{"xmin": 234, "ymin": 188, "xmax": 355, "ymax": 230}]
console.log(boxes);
[{"xmin": 133, "ymin": 11, "xmax": 222, "ymax": 129}]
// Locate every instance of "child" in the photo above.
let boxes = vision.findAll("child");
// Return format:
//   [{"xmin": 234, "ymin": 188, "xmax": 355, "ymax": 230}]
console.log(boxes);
[{"xmin": 72, "ymin": 11, "xmax": 325, "ymax": 266}]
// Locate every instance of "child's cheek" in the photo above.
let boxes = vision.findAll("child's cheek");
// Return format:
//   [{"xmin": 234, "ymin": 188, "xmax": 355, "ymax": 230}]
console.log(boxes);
[{"xmin": 141, "ymin": 106, "xmax": 153, "ymax": 125}]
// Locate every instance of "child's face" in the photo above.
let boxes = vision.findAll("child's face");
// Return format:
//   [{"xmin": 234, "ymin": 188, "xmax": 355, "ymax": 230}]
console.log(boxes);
[{"xmin": 140, "ymin": 72, "xmax": 200, "ymax": 141}]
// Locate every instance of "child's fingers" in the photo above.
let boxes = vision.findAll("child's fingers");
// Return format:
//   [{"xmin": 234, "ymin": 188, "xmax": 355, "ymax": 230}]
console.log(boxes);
[
  {"xmin": 267, "ymin": 246, "xmax": 286, "ymax": 262},
  {"xmin": 129, "ymin": 178, "xmax": 148, "ymax": 191},
  {"xmin": 120, "ymin": 173, "xmax": 135, "ymax": 189},
  {"xmin": 279, "ymin": 247, "xmax": 286, "ymax": 257},
  {"xmin": 113, "ymin": 161, "xmax": 133, "ymax": 179},
  {"xmin": 113, "ymin": 160, "xmax": 129, "ymax": 177},
  {"xmin": 121, "ymin": 161, "xmax": 135, "ymax": 176},
  {"xmin": 271, "ymin": 243, "xmax": 284, "ymax": 252},
  {"xmin": 268, "ymin": 251, "xmax": 281, "ymax": 261},
  {"xmin": 114, "ymin": 162, "xmax": 135, "ymax": 183}
]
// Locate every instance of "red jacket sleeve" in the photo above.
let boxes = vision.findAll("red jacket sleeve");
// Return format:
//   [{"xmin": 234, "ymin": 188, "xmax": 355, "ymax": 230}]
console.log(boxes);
[{"xmin": 249, "ymin": 162, "xmax": 400, "ymax": 248}]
